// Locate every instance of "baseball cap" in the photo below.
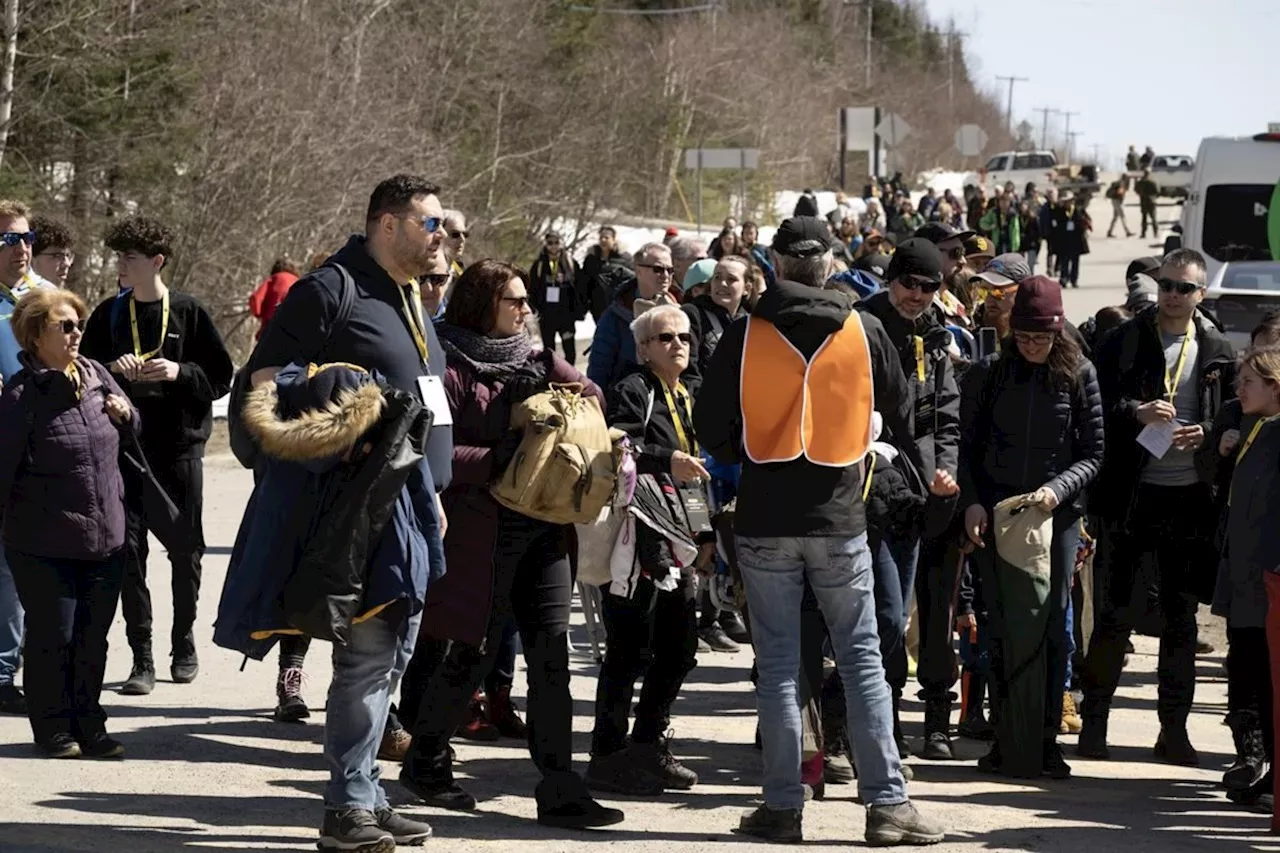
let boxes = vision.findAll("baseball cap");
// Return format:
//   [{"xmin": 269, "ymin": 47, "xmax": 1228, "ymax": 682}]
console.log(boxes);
[
  {"xmin": 854, "ymin": 253, "xmax": 892, "ymax": 279},
  {"xmin": 1125, "ymin": 256, "xmax": 1161, "ymax": 282},
  {"xmin": 681, "ymin": 258, "xmax": 718, "ymax": 293},
  {"xmin": 915, "ymin": 222, "xmax": 975, "ymax": 245},
  {"xmin": 964, "ymin": 233, "xmax": 995, "ymax": 262},
  {"xmin": 883, "ymin": 238, "xmax": 943, "ymax": 284},
  {"xmin": 772, "ymin": 216, "xmax": 833, "ymax": 258},
  {"xmin": 970, "ymin": 253, "xmax": 1032, "ymax": 287}
]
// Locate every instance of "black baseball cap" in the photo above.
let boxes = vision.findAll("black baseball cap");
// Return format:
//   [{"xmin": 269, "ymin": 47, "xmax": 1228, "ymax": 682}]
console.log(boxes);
[
  {"xmin": 884, "ymin": 238, "xmax": 943, "ymax": 284},
  {"xmin": 772, "ymin": 216, "xmax": 833, "ymax": 258},
  {"xmin": 915, "ymin": 221, "xmax": 975, "ymax": 245},
  {"xmin": 854, "ymin": 253, "xmax": 892, "ymax": 279},
  {"xmin": 1125, "ymin": 256, "xmax": 1162, "ymax": 282}
]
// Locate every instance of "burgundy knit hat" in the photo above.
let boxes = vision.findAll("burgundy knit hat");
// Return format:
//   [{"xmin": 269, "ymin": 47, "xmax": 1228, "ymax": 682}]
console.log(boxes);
[{"xmin": 1010, "ymin": 275, "xmax": 1065, "ymax": 332}]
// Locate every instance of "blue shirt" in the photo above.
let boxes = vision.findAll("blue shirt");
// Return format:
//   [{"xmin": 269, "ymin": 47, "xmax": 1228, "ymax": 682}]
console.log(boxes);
[{"xmin": 0, "ymin": 271, "xmax": 55, "ymax": 384}]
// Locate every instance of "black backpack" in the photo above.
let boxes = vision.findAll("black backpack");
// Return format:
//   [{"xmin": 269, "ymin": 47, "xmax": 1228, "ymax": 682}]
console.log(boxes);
[{"xmin": 228, "ymin": 264, "xmax": 355, "ymax": 468}]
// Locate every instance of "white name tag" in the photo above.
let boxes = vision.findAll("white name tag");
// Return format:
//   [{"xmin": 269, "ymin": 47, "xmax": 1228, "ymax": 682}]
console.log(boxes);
[
  {"xmin": 1066, "ymin": 221, "xmax": 1075, "ymax": 232},
  {"xmin": 546, "ymin": 286, "xmax": 561, "ymax": 304},
  {"xmin": 416, "ymin": 375, "xmax": 453, "ymax": 426}
]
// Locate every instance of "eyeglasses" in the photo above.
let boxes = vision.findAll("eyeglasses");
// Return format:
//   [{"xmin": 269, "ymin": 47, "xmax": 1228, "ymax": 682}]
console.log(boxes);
[
  {"xmin": 52, "ymin": 318, "xmax": 85, "ymax": 334},
  {"xmin": 38, "ymin": 250, "xmax": 74, "ymax": 263},
  {"xmin": 0, "ymin": 231, "xmax": 35, "ymax": 247},
  {"xmin": 402, "ymin": 215, "xmax": 444, "ymax": 234},
  {"xmin": 640, "ymin": 263, "xmax": 675, "ymax": 276},
  {"xmin": 648, "ymin": 332, "xmax": 691, "ymax": 345},
  {"xmin": 447, "ymin": 230, "xmax": 468, "ymax": 240},
  {"xmin": 500, "ymin": 296, "xmax": 530, "ymax": 309},
  {"xmin": 422, "ymin": 274, "xmax": 451, "ymax": 288},
  {"xmin": 1158, "ymin": 278, "xmax": 1202, "ymax": 295},
  {"xmin": 896, "ymin": 275, "xmax": 942, "ymax": 294},
  {"xmin": 1013, "ymin": 331, "xmax": 1054, "ymax": 347}
]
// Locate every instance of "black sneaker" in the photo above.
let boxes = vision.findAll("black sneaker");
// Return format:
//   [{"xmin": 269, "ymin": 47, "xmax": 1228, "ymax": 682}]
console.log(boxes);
[
  {"xmin": 957, "ymin": 716, "xmax": 996, "ymax": 741},
  {"xmin": 120, "ymin": 659, "xmax": 155, "ymax": 696},
  {"xmin": 37, "ymin": 733, "xmax": 81, "ymax": 759},
  {"xmin": 1154, "ymin": 726, "xmax": 1200, "ymax": 767},
  {"xmin": 586, "ymin": 748, "xmax": 666, "ymax": 796},
  {"xmin": 273, "ymin": 666, "xmax": 310, "ymax": 722},
  {"xmin": 1042, "ymin": 740, "xmax": 1071, "ymax": 779},
  {"xmin": 398, "ymin": 771, "xmax": 477, "ymax": 811},
  {"xmin": 918, "ymin": 732, "xmax": 954, "ymax": 761},
  {"xmin": 698, "ymin": 623, "xmax": 740, "ymax": 653},
  {"xmin": 0, "ymin": 683, "xmax": 26, "ymax": 715},
  {"xmin": 318, "ymin": 808, "xmax": 394, "ymax": 853},
  {"xmin": 171, "ymin": 652, "xmax": 199, "ymax": 684},
  {"xmin": 719, "ymin": 612, "xmax": 750, "ymax": 644},
  {"xmin": 81, "ymin": 733, "xmax": 125, "ymax": 759},
  {"xmin": 632, "ymin": 735, "xmax": 698, "ymax": 789},
  {"xmin": 373, "ymin": 806, "xmax": 431, "ymax": 846},
  {"xmin": 537, "ymin": 796, "xmax": 626, "ymax": 829},
  {"xmin": 734, "ymin": 804, "xmax": 803, "ymax": 844}
]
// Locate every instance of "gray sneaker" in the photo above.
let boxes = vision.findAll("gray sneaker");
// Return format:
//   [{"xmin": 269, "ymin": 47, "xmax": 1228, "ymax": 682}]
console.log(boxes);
[
  {"xmin": 865, "ymin": 801, "xmax": 945, "ymax": 847},
  {"xmin": 374, "ymin": 806, "xmax": 431, "ymax": 846},
  {"xmin": 318, "ymin": 808, "xmax": 394, "ymax": 853}
]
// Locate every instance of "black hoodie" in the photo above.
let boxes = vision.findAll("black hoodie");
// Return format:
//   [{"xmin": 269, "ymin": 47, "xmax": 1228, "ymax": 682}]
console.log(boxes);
[{"xmin": 694, "ymin": 279, "xmax": 916, "ymax": 537}]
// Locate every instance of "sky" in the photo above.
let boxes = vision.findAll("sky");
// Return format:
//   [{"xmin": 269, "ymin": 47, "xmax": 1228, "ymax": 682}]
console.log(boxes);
[{"xmin": 921, "ymin": 0, "xmax": 1279, "ymax": 167}]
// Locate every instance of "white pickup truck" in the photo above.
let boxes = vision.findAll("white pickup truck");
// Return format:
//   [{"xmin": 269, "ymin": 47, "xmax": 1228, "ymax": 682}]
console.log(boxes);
[
  {"xmin": 962, "ymin": 150, "xmax": 1059, "ymax": 194},
  {"xmin": 1149, "ymin": 154, "xmax": 1195, "ymax": 198}
]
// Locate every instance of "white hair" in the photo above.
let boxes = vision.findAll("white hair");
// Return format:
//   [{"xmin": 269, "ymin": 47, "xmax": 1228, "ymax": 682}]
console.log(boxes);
[
  {"xmin": 633, "ymin": 241, "xmax": 671, "ymax": 266},
  {"xmin": 776, "ymin": 250, "xmax": 834, "ymax": 289},
  {"xmin": 629, "ymin": 303, "xmax": 689, "ymax": 349},
  {"xmin": 667, "ymin": 236, "xmax": 707, "ymax": 262},
  {"xmin": 443, "ymin": 209, "xmax": 466, "ymax": 228}
]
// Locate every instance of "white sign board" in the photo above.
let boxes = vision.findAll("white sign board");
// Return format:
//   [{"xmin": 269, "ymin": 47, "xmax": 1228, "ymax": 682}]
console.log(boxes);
[
  {"xmin": 875, "ymin": 113, "xmax": 912, "ymax": 146},
  {"xmin": 955, "ymin": 124, "xmax": 988, "ymax": 157},
  {"xmin": 684, "ymin": 148, "xmax": 760, "ymax": 170},
  {"xmin": 842, "ymin": 107, "xmax": 877, "ymax": 152}
]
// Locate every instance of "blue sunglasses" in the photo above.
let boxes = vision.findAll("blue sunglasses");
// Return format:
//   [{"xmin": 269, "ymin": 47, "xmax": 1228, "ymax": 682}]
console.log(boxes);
[
  {"xmin": 0, "ymin": 231, "xmax": 35, "ymax": 247},
  {"xmin": 403, "ymin": 215, "xmax": 443, "ymax": 234}
]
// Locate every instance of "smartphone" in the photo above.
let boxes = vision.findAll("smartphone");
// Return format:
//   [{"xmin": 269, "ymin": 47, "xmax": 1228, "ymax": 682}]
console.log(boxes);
[{"xmin": 977, "ymin": 327, "xmax": 998, "ymax": 360}]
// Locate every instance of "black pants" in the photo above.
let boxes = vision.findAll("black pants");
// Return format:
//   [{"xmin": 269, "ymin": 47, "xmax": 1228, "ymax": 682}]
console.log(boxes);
[
  {"xmin": 405, "ymin": 510, "xmax": 574, "ymax": 784},
  {"xmin": 1141, "ymin": 202, "xmax": 1159, "ymax": 237},
  {"xmin": 916, "ymin": 537, "xmax": 962, "ymax": 704},
  {"xmin": 8, "ymin": 548, "xmax": 125, "ymax": 745},
  {"xmin": 1083, "ymin": 483, "xmax": 1210, "ymax": 727},
  {"xmin": 591, "ymin": 574, "xmax": 698, "ymax": 756},
  {"xmin": 121, "ymin": 455, "xmax": 206, "ymax": 658},
  {"xmin": 1228, "ymin": 626, "xmax": 1275, "ymax": 753},
  {"xmin": 279, "ymin": 634, "xmax": 310, "ymax": 670},
  {"xmin": 540, "ymin": 324, "xmax": 576, "ymax": 365}
]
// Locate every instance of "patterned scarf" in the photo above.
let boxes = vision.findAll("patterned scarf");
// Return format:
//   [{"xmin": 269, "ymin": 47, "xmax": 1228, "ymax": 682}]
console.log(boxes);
[{"xmin": 436, "ymin": 322, "xmax": 532, "ymax": 381}]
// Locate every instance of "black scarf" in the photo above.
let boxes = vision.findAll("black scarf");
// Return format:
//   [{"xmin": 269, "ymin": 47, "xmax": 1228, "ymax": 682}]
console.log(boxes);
[{"xmin": 436, "ymin": 323, "xmax": 532, "ymax": 381}]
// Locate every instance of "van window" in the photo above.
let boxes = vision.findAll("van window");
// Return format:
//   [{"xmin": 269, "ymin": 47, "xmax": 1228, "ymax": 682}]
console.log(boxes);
[
  {"xmin": 985, "ymin": 155, "xmax": 1009, "ymax": 171},
  {"xmin": 1202, "ymin": 184, "xmax": 1277, "ymax": 264},
  {"xmin": 1013, "ymin": 153, "xmax": 1055, "ymax": 170}
]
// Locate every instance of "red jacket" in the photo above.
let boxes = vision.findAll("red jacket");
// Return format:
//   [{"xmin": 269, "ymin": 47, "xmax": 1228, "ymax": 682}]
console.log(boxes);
[{"xmin": 248, "ymin": 272, "xmax": 299, "ymax": 339}]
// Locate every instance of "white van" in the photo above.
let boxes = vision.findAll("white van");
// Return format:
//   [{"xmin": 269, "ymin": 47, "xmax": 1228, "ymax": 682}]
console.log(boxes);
[{"xmin": 1180, "ymin": 129, "xmax": 1280, "ymax": 283}]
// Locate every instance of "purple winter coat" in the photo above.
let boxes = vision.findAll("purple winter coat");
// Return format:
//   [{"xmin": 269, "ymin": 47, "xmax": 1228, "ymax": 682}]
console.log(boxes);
[
  {"xmin": 421, "ymin": 346, "xmax": 603, "ymax": 648},
  {"xmin": 0, "ymin": 354, "xmax": 139, "ymax": 560}
]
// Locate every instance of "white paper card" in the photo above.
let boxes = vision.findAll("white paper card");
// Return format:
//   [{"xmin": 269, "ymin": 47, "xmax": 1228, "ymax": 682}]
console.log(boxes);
[
  {"xmin": 1137, "ymin": 420, "xmax": 1175, "ymax": 459},
  {"xmin": 1066, "ymin": 221, "xmax": 1075, "ymax": 232},
  {"xmin": 546, "ymin": 286, "xmax": 561, "ymax": 304},
  {"xmin": 417, "ymin": 375, "xmax": 453, "ymax": 426}
]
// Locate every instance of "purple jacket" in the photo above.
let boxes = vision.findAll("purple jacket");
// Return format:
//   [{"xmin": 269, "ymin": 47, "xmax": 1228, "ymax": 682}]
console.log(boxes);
[{"xmin": 0, "ymin": 354, "xmax": 139, "ymax": 560}]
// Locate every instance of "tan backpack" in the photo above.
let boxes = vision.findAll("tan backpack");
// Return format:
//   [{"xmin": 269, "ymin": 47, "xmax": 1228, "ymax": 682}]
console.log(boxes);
[{"xmin": 491, "ymin": 383, "xmax": 621, "ymax": 524}]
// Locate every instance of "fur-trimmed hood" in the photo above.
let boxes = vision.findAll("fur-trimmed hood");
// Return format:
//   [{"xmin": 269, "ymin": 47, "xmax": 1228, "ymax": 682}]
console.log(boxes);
[{"xmin": 242, "ymin": 363, "xmax": 386, "ymax": 462}]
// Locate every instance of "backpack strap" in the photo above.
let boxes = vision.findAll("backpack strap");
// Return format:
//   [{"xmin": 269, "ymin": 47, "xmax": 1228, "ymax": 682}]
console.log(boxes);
[{"xmin": 315, "ymin": 263, "xmax": 355, "ymax": 363}]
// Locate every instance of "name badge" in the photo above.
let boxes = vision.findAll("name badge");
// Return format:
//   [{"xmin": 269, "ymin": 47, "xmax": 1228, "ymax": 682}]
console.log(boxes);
[
  {"xmin": 1066, "ymin": 221, "xmax": 1075, "ymax": 232},
  {"xmin": 679, "ymin": 481, "xmax": 712, "ymax": 536},
  {"xmin": 416, "ymin": 375, "xmax": 453, "ymax": 426},
  {"xmin": 546, "ymin": 286, "xmax": 561, "ymax": 304}
]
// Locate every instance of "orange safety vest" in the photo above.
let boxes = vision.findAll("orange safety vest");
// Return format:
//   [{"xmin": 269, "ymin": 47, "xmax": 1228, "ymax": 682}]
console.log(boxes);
[{"xmin": 740, "ymin": 313, "xmax": 874, "ymax": 467}]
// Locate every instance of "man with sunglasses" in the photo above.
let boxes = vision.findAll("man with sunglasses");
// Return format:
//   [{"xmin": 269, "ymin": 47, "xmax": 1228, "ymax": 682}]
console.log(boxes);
[
  {"xmin": 79, "ymin": 216, "xmax": 234, "ymax": 697},
  {"xmin": 442, "ymin": 210, "xmax": 467, "ymax": 278},
  {"xmin": 587, "ymin": 241, "xmax": 679, "ymax": 390},
  {"xmin": 1080, "ymin": 248, "xmax": 1237, "ymax": 767},
  {"xmin": 529, "ymin": 231, "xmax": 580, "ymax": 364},
  {"xmin": 856, "ymin": 238, "xmax": 962, "ymax": 761}
]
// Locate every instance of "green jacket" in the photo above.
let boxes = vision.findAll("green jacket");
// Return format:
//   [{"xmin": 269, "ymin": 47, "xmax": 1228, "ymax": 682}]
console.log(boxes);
[{"xmin": 979, "ymin": 207, "xmax": 1022, "ymax": 255}]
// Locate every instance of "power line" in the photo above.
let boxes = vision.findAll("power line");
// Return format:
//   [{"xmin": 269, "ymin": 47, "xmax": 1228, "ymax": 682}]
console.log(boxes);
[
  {"xmin": 1033, "ymin": 107, "xmax": 1057, "ymax": 151},
  {"xmin": 995, "ymin": 75, "xmax": 1029, "ymax": 136}
]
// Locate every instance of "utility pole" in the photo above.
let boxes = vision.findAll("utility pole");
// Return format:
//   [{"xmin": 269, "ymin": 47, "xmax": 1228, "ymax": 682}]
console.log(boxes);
[
  {"xmin": 1066, "ymin": 131, "xmax": 1081, "ymax": 169},
  {"xmin": 1061, "ymin": 110, "xmax": 1079, "ymax": 157},
  {"xmin": 946, "ymin": 25, "xmax": 968, "ymax": 116},
  {"xmin": 995, "ymin": 75, "xmax": 1029, "ymax": 137},
  {"xmin": 1090, "ymin": 143, "xmax": 1102, "ymax": 166},
  {"xmin": 864, "ymin": 0, "xmax": 874, "ymax": 90},
  {"xmin": 1033, "ymin": 107, "xmax": 1056, "ymax": 150}
]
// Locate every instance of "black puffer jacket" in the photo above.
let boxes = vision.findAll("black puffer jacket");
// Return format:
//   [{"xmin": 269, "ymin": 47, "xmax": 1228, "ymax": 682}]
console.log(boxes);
[
  {"xmin": 683, "ymin": 294, "xmax": 745, "ymax": 378},
  {"xmin": 958, "ymin": 351, "xmax": 1105, "ymax": 515}
]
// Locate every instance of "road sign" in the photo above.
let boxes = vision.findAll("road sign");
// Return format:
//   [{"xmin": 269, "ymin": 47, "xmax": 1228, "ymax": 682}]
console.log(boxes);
[
  {"xmin": 955, "ymin": 123, "xmax": 988, "ymax": 157},
  {"xmin": 684, "ymin": 148, "xmax": 759, "ymax": 170},
  {"xmin": 874, "ymin": 113, "xmax": 912, "ymax": 146},
  {"xmin": 842, "ymin": 107, "xmax": 877, "ymax": 152}
]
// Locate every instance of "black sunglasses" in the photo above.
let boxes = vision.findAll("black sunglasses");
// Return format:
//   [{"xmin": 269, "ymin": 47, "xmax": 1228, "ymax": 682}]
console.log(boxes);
[
  {"xmin": 422, "ymin": 274, "xmax": 450, "ymax": 288},
  {"xmin": 649, "ymin": 332, "xmax": 692, "ymax": 345},
  {"xmin": 640, "ymin": 263, "xmax": 675, "ymax": 276},
  {"xmin": 500, "ymin": 296, "xmax": 530, "ymax": 309},
  {"xmin": 1158, "ymin": 278, "xmax": 1202, "ymax": 296},
  {"xmin": 447, "ymin": 230, "xmax": 468, "ymax": 239},
  {"xmin": 53, "ymin": 318, "xmax": 85, "ymax": 334},
  {"xmin": 1, "ymin": 231, "xmax": 35, "ymax": 247},
  {"xmin": 897, "ymin": 275, "xmax": 942, "ymax": 294}
]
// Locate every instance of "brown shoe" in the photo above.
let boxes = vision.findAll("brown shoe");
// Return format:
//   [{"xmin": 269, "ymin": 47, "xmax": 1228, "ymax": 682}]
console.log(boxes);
[
  {"xmin": 1060, "ymin": 692, "xmax": 1082, "ymax": 735},
  {"xmin": 377, "ymin": 726, "xmax": 412, "ymax": 762}
]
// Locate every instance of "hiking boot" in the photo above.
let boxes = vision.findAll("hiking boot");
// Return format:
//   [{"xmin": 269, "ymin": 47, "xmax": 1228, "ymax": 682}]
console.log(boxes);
[
  {"xmin": 398, "ymin": 771, "xmax": 477, "ymax": 811},
  {"xmin": 376, "ymin": 725, "xmax": 411, "ymax": 763},
  {"xmin": 734, "ymin": 805, "xmax": 803, "ymax": 844},
  {"xmin": 456, "ymin": 690, "xmax": 500, "ymax": 741},
  {"xmin": 487, "ymin": 684, "xmax": 528, "ymax": 740},
  {"xmin": 37, "ymin": 733, "xmax": 82, "ymax": 759},
  {"xmin": 1154, "ymin": 726, "xmax": 1200, "ymax": 767},
  {"xmin": 698, "ymin": 623, "xmax": 740, "ymax": 653},
  {"xmin": 1060, "ymin": 692, "xmax": 1082, "ymax": 735},
  {"xmin": 586, "ymin": 747, "xmax": 666, "ymax": 796},
  {"xmin": 373, "ymin": 807, "xmax": 431, "ymax": 846},
  {"xmin": 318, "ymin": 808, "xmax": 394, "ymax": 853},
  {"xmin": 719, "ymin": 612, "xmax": 750, "ymax": 644},
  {"xmin": 632, "ymin": 733, "xmax": 698, "ymax": 789},
  {"xmin": 865, "ymin": 801, "xmax": 946, "ymax": 847},
  {"xmin": 120, "ymin": 658, "xmax": 156, "ymax": 696},
  {"xmin": 81, "ymin": 733, "xmax": 125, "ymax": 759},
  {"xmin": 0, "ymin": 683, "xmax": 26, "ymax": 715},
  {"xmin": 824, "ymin": 747, "xmax": 855, "ymax": 785},
  {"xmin": 171, "ymin": 652, "xmax": 199, "ymax": 685},
  {"xmin": 1225, "ymin": 711, "xmax": 1268, "ymax": 791},
  {"xmin": 919, "ymin": 700, "xmax": 954, "ymax": 760},
  {"xmin": 1042, "ymin": 740, "xmax": 1071, "ymax": 779},
  {"xmin": 1076, "ymin": 699, "xmax": 1110, "ymax": 759},
  {"xmin": 1228, "ymin": 769, "xmax": 1273, "ymax": 807},
  {"xmin": 274, "ymin": 666, "xmax": 310, "ymax": 722}
]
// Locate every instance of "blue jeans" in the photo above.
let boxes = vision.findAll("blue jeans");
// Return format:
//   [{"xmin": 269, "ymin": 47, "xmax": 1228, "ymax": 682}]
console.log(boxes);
[
  {"xmin": 738, "ymin": 534, "xmax": 907, "ymax": 810},
  {"xmin": 1025, "ymin": 248, "xmax": 1039, "ymax": 274},
  {"xmin": 869, "ymin": 531, "xmax": 919, "ymax": 695},
  {"xmin": 324, "ymin": 608, "xmax": 421, "ymax": 811},
  {"xmin": 0, "ymin": 549, "xmax": 23, "ymax": 686},
  {"xmin": 1065, "ymin": 585, "xmax": 1077, "ymax": 690}
]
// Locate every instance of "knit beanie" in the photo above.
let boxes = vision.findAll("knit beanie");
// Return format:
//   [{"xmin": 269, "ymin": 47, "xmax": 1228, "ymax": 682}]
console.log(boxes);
[{"xmin": 1010, "ymin": 275, "xmax": 1065, "ymax": 332}]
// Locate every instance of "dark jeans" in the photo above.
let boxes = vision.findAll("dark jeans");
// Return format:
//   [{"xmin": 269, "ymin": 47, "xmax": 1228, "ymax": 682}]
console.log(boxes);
[
  {"xmin": 1058, "ymin": 253, "xmax": 1081, "ymax": 287},
  {"xmin": 488, "ymin": 617, "xmax": 518, "ymax": 695},
  {"xmin": 1083, "ymin": 482, "xmax": 1211, "ymax": 727},
  {"xmin": 869, "ymin": 530, "xmax": 920, "ymax": 696},
  {"xmin": 915, "ymin": 537, "xmax": 962, "ymax": 703},
  {"xmin": 122, "ymin": 455, "xmax": 205, "ymax": 658},
  {"xmin": 540, "ymin": 324, "xmax": 576, "ymax": 365},
  {"xmin": 8, "ymin": 548, "xmax": 125, "ymax": 745},
  {"xmin": 1141, "ymin": 203, "xmax": 1159, "ymax": 237},
  {"xmin": 405, "ymin": 509, "xmax": 574, "ymax": 785},
  {"xmin": 591, "ymin": 574, "xmax": 697, "ymax": 756},
  {"xmin": 1228, "ymin": 626, "xmax": 1275, "ymax": 754}
]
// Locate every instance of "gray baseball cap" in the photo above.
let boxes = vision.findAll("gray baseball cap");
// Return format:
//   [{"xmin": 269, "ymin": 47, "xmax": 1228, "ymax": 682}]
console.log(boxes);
[{"xmin": 970, "ymin": 253, "xmax": 1033, "ymax": 287}]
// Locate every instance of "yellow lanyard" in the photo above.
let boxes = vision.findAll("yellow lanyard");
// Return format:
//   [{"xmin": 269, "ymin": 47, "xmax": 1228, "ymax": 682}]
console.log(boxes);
[
  {"xmin": 913, "ymin": 335, "xmax": 925, "ymax": 382},
  {"xmin": 862, "ymin": 453, "xmax": 877, "ymax": 501},
  {"xmin": 129, "ymin": 289, "xmax": 169, "ymax": 360},
  {"xmin": 1163, "ymin": 320, "xmax": 1195, "ymax": 403},
  {"xmin": 661, "ymin": 379, "xmax": 696, "ymax": 455},
  {"xmin": 398, "ymin": 281, "xmax": 429, "ymax": 366},
  {"xmin": 1231, "ymin": 416, "xmax": 1279, "ymax": 505}
]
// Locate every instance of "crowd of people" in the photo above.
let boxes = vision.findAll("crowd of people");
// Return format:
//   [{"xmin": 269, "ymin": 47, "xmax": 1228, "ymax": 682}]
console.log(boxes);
[{"xmin": 0, "ymin": 171, "xmax": 1276, "ymax": 852}]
